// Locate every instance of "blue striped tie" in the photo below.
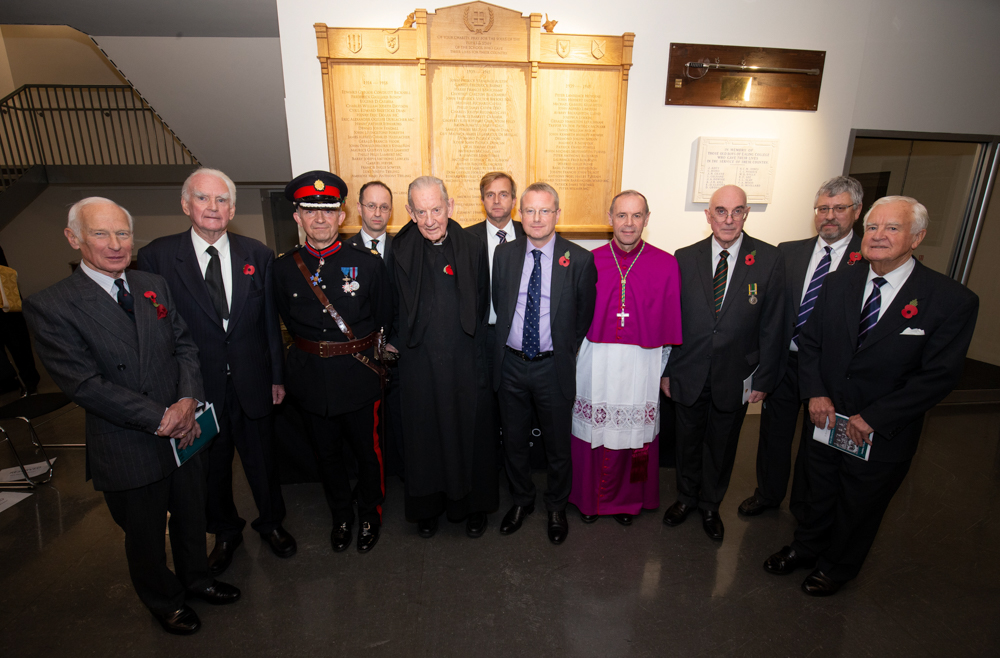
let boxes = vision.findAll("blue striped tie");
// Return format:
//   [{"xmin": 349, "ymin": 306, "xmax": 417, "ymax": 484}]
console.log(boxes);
[
  {"xmin": 792, "ymin": 246, "xmax": 832, "ymax": 346},
  {"xmin": 857, "ymin": 277, "xmax": 886, "ymax": 347}
]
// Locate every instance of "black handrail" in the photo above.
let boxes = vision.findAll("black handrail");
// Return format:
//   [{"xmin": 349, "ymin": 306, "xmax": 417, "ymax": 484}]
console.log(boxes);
[{"xmin": 0, "ymin": 84, "xmax": 199, "ymax": 192}]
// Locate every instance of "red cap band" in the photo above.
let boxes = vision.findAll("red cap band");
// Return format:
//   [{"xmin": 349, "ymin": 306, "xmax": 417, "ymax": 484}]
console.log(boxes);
[{"xmin": 293, "ymin": 186, "xmax": 342, "ymax": 200}]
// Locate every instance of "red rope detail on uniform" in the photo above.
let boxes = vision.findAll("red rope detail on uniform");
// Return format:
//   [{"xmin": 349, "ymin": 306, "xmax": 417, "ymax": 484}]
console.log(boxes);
[{"xmin": 372, "ymin": 400, "xmax": 385, "ymax": 522}]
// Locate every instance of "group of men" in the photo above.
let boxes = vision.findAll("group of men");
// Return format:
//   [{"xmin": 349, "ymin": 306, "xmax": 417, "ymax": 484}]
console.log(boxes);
[{"xmin": 21, "ymin": 165, "xmax": 978, "ymax": 635}]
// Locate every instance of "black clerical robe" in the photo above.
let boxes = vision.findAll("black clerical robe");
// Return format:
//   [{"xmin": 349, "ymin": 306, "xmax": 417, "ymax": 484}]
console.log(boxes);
[{"xmin": 390, "ymin": 220, "xmax": 498, "ymax": 520}]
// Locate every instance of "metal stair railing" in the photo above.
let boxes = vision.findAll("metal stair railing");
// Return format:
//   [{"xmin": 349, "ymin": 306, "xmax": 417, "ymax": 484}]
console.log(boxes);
[{"xmin": 0, "ymin": 84, "xmax": 199, "ymax": 192}]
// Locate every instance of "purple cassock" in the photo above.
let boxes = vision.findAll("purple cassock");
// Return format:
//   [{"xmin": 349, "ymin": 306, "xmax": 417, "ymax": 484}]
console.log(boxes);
[{"xmin": 570, "ymin": 240, "xmax": 682, "ymax": 517}]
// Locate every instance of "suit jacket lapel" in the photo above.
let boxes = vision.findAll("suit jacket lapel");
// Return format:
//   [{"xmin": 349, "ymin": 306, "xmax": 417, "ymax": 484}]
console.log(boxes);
[
  {"xmin": 503, "ymin": 244, "xmax": 526, "ymax": 330},
  {"xmin": 550, "ymin": 237, "xmax": 567, "ymax": 326},
  {"xmin": 175, "ymin": 233, "xmax": 221, "ymax": 326},
  {"xmin": 789, "ymin": 238, "xmax": 818, "ymax": 313},
  {"xmin": 695, "ymin": 238, "xmax": 716, "ymax": 318},
  {"xmin": 69, "ymin": 270, "xmax": 139, "ymax": 350},
  {"xmin": 844, "ymin": 262, "xmax": 869, "ymax": 348},
  {"xmin": 857, "ymin": 260, "xmax": 923, "ymax": 353},
  {"xmin": 718, "ymin": 234, "xmax": 754, "ymax": 323},
  {"xmin": 131, "ymin": 271, "xmax": 158, "ymax": 380},
  {"xmin": 227, "ymin": 235, "xmax": 249, "ymax": 335}
]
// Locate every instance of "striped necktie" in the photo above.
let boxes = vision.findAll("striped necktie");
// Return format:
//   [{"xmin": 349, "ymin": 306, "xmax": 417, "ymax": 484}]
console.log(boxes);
[
  {"xmin": 793, "ymin": 246, "xmax": 832, "ymax": 346},
  {"xmin": 713, "ymin": 250, "xmax": 729, "ymax": 314},
  {"xmin": 497, "ymin": 229, "xmax": 507, "ymax": 244},
  {"xmin": 858, "ymin": 277, "xmax": 886, "ymax": 347}
]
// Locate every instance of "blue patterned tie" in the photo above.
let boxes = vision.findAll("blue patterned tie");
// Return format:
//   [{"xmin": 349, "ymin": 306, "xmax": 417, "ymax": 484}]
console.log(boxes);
[
  {"xmin": 522, "ymin": 249, "xmax": 542, "ymax": 359},
  {"xmin": 497, "ymin": 229, "xmax": 507, "ymax": 244},
  {"xmin": 857, "ymin": 277, "xmax": 886, "ymax": 347},
  {"xmin": 793, "ymin": 246, "xmax": 832, "ymax": 346}
]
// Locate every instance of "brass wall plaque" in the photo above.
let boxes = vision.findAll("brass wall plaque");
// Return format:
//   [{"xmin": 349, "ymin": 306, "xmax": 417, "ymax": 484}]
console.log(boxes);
[{"xmin": 315, "ymin": 2, "xmax": 634, "ymax": 235}]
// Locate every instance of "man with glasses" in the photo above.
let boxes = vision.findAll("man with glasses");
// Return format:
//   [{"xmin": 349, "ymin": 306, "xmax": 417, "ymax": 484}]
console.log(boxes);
[
  {"xmin": 739, "ymin": 176, "xmax": 864, "ymax": 520},
  {"xmin": 347, "ymin": 180, "xmax": 394, "ymax": 262},
  {"xmin": 389, "ymin": 176, "xmax": 498, "ymax": 539},
  {"xmin": 274, "ymin": 171, "xmax": 392, "ymax": 554},
  {"xmin": 492, "ymin": 182, "xmax": 597, "ymax": 544},
  {"xmin": 661, "ymin": 185, "xmax": 785, "ymax": 542}
]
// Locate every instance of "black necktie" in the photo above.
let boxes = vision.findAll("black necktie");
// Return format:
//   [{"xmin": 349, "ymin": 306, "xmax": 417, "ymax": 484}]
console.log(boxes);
[
  {"xmin": 114, "ymin": 279, "xmax": 135, "ymax": 322},
  {"xmin": 205, "ymin": 245, "xmax": 229, "ymax": 321},
  {"xmin": 523, "ymin": 249, "xmax": 542, "ymax": 359}
]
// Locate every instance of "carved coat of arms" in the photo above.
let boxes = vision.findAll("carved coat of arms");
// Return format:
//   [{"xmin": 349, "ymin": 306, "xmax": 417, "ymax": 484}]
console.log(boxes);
[
  {"xmin": 347, "ymin": 33, "xmax": 362, "ymax": 54},
  {"xmin": 557, "ymin": 39, "xmax": 570, "ymax": 58},
  {"xmin": 591, "ymin": 39, "xmax": 606, "ymax": 59},
  {"xmin": 384, "ymin": 32, "xmax": 399, "ymax": 54},
  {"xmin": 464, "ymin": 6, "xmax": 495, "ymax": 33}
]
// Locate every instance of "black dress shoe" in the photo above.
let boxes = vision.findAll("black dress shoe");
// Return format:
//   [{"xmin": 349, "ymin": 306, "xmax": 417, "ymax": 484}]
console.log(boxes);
[
  {"xmin": 154, "ymin": 605, "xmax": 201, "ymax": 635},
  {"xmin": 260, "ymin": 526, "xmax": 297, "ymax": 558},
  {"xmin": 613, "ymin": 513, "xmax": 633, "ymax": 526},
  {"xmin": 187, "ymin": 580, "xmax": 241, "ymax": 605},
  {"xmin": 207, "ymin": 535, "xmax": 243, "ymax": 576},
  {"xmin": 418, "ymin": 516, "xmax": 438, "ymax": 539},
  {"xmin": 499, "ymin": 504, "xmax": 534, "ymax": 535},
  {"xmin": 802, "ymin": 569, "xmax": 844, "ymax": 596},
  {"xmin": 580, "ymin": 513, "xmax": 599, "ymax": 524},
  {"xmin": 701, "ymin": 509, "xmax": 724, "ymax": 541},
  {"xmin": 357, "ymin": 521, "xmax": 380, "ymax": 553},
  {"xmin": 738, "ymin": 494, "xmax": 777, "ymax": 517},
  {"xmin": 763, "ymin": 546, "xmax": 817, "ymax": 575},
  {"xmin": 662, "ymin": 501, "xmax": 693, "ymax": 526},
  {"xmin": 548, "ymin": 510, "xmax": 569, "ymax": 545},
  {"xmin": 466, "ymin": 512, "xmax": 488, "ymax": 538},
  {"xmin": 331, "ymin": 522, "xmax": 352, "ymax": 552}
]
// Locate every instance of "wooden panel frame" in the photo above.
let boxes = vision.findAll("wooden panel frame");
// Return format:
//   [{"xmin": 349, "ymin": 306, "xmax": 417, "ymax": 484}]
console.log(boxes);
[
  {"xmin": 315, "ymin": 2, "xmax": 634, "ymax": 236},
  {"xmin": 666, "ymin": 43, "xmax": 825, "ymax": 111}
]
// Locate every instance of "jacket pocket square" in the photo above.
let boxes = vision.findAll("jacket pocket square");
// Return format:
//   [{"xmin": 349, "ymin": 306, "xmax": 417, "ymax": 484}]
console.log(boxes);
[{"xmin": 900, "ymin": 327, "xmax": 925, "ymax": 336}]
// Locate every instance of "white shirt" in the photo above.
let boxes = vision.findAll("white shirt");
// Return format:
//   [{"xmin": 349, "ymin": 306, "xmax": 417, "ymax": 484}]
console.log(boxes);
[
  {"xmin": 359, "ymin": 228, "xmax": 386, "ymax": 259},
  {"xmin": 710, "ymin": 231, "xmax": 744, "ymax": 308},
  {"xmin": 863, "ymin": 256, "xmax": 916, "ymax": 324},
  {"xmin": 190, "ymin": 228, "xmax": 232, "ymax": 331},
  {"xmin": 485, "ymin": 218, "xmax": 515, "ymax": 325},
  {"xmin": 80, "ymin": 260, "xmax": 129, "ymax": 299},
  {"xmin": 790, "ymin": 232, "xmax": 854, "ymax": 351}
]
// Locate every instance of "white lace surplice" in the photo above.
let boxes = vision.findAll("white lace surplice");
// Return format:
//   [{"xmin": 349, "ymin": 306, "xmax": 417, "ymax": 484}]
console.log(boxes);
[{"xmin": 572, "ymin": 338, "xmax": 671, "ymax": 450}]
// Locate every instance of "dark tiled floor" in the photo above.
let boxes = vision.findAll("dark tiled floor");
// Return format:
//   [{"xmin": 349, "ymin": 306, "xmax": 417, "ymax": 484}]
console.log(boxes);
[{"xmin": 2, "ymin": 396, "xmax": 999, "ymax": 657}]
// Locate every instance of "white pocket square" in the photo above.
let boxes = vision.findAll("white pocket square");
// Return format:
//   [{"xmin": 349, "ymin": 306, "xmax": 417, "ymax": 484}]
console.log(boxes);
[{"xmin": 900, "ymin": 328, "xmax": 925, "ymax": 336}]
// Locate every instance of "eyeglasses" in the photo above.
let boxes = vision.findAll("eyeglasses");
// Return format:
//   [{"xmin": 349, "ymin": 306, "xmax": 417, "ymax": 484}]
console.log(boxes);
[
  {"xmin": 712, "ymin": 206, "xmax": 748, "ymax": 221},
  {"xmin": 814, "ymin": 203, "xmax": 856, "ymax": 216},
  {"xmin": 521, "ymin": 208, "xmax": 555, "ymax": 218},
  {"xmin": 362, "ymin": 202, "xmax": 391, "ymax": 214}
]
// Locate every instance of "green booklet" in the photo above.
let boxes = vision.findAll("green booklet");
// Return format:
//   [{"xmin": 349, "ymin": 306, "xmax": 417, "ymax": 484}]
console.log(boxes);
[
  {"xmin": 812, "ymin": 412, "xmax": 871, "ymax": 461},
  {"xmin": 170, "ymin": 403, "xmax": 219, "ymax": 466}
]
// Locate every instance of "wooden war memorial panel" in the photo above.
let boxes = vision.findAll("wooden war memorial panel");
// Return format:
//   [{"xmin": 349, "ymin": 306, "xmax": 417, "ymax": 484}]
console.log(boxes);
[{"xmin": 315, "ymin": 2, "xmax": 634, "ymax": 235}]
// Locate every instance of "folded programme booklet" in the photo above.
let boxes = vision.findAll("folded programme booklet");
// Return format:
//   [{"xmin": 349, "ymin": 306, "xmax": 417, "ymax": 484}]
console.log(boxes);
[
  {"xmin": 170, "ymin": 403, "xmax": 219, "ymax": 467},
  {"xmin": 812, "ymin": 412, "xmax": 872, "ymax": 461}
]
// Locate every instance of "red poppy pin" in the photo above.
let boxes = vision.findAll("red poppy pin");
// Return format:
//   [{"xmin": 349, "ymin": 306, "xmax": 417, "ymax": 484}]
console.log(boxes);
[
  {"xmin": 848, "ymin": 252, "xmax": 862, "ymax": 265},
  {"xmin": 444, "ymin": 264, "xmax": 454, "ymax": 276},
  {"xmin": 745, "ymin": 250, "xmax": 756, "ymax": 266},
  {"xmin": 144, "ymin": 291, "xmax": 168, "ymax": 319},
  {"xmin": 243, "ymin": 264, "xmax": 255, "ymax": 276},
  {"xmin": 902, "ymin": 299, "xmax": 919, "ymax": 318},
  {"xmin": 559, "ymin": 250, "xmax": 571, "ymax": 267}
]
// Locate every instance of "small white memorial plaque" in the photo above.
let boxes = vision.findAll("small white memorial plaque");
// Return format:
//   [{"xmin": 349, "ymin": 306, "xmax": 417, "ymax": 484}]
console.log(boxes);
[{"xmin": 693, "ymin": 137, "xmax": 779, "ymax": 204}]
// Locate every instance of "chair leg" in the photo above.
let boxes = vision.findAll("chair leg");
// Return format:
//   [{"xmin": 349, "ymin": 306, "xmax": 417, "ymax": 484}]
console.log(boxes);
[
  {"xmin": 1, "ymin": 425, "xmax": 40, "ymax": 489},
  {"xmin": 25, "ymin": 422, "xmax": 54, "ymax": 485}
]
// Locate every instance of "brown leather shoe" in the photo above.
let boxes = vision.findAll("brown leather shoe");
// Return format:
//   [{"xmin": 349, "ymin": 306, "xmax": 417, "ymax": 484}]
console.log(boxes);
[{"xmin": 764, "ymin": 546, "xmax": 817, "ymax": 575}]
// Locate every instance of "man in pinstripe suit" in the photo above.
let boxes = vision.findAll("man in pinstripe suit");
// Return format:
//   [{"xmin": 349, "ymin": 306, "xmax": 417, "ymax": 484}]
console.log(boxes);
[{"xmin": 24, "ymin": 198, "xmax": 240, "ymax": 636}]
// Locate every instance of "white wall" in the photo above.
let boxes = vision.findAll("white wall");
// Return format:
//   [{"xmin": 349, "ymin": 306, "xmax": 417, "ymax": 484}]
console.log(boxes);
[{"xmin": 275, "ymin": 0, "xmax": 1000, "ymax": 253}]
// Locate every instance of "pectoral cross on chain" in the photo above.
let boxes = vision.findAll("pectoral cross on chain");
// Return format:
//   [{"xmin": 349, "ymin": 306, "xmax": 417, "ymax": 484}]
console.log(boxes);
[{"xmin": 617, "ymin": 308, "xmax": 629, "ymax": 327}]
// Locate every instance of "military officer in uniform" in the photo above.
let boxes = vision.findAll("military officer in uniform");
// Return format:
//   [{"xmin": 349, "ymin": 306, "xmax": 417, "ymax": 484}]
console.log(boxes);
[{"xmin": 273, "ymin": 171, "xmax": 393, "ymax": 553}]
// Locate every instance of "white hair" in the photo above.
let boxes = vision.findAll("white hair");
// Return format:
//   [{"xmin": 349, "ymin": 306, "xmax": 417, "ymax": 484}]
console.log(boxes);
[
  {"xmin": 407, "ymin": 176, "xmax": 448, "ymax": 208},
  {"xmin": 863, "ymin": 196, "xmax": 929, "ymax": 234},
  {"xmin": 67, "ymin": 197, "xmax": 134, "ymax": 238},
  {"xmin": 182, "ymin": 167, "xmax": 237, "ymax": 206}
]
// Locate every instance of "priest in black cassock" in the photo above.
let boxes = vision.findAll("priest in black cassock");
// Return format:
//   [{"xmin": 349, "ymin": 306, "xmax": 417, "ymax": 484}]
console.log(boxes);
[{"xmin": 389, "ymin": 176, "xmax": 498, "ymax": 538}]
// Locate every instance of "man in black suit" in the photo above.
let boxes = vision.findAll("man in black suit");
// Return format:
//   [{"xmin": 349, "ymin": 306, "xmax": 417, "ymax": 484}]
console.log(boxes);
[
  {"xmin": 492, "ymin": 182, "xmax": 597, "ymax": 545},
  {"xmin": 739, "ymin": 176, "xmax": 864, "ymax": 518},
  {"xmin": 25, "ymin": 197, "xmax": 239, "ymax": 635},
  {"xmin": 346, "ymin": 180, "xmax": 394, "ymax": 261},
  {"xmin": 138, "ymin": 168, "xmax": 295, "ymax": 575},
  {"xmin": 467, "ymin": 172, "xmax": 525, "ymax": 457},
  {"xmin": 662, "ymin": 184, "xmax": 785, "ymax": 541},
  {"xmin": 764, "ymin": 196, "xmax": 978, "ymax": 596}
]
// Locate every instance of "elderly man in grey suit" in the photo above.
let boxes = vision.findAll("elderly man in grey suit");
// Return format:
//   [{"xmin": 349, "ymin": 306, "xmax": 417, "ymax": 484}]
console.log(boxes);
[{"xmin": 24, "ymin": 197, "xmax": 240, "ymax": 636}]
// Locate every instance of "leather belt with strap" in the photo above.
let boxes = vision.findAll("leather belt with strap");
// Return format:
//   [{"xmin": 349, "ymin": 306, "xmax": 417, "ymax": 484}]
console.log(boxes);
[
  {"xmin": 505, "ymin": 345, "xmax": 554, "ymax": 362},
  {"xmin": 292, "ymin": 251, "xmax": 386, "ymax": 389}
]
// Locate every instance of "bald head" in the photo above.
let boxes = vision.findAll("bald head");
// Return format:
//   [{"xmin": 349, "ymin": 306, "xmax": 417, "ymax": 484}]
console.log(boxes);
[{"xmin": 705, "ymin": 185, "xmax": 749, "ymax": 249}]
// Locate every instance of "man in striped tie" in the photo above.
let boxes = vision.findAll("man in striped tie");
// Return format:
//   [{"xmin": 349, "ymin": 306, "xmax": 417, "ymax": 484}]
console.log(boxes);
[
  {"xmin": 763, "ymin": 196, "xmax": 978, "ymax": 596},
  {"xmin": 739, "ymin": 177, "xmax": 863, "ymax": 519},
  {"xmin": 662, "ymin": 185, "xmax": 785, "ymax": 541}
]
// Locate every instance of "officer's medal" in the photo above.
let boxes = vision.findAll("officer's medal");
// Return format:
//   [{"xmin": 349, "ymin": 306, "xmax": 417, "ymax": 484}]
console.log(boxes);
[
  {"xmin": 342, "ymin": 267, "xmax": 359, "ymax": 297},
  {"xmin": 748, "ymin": 283, "xmax": 758, "ymax": 305}
]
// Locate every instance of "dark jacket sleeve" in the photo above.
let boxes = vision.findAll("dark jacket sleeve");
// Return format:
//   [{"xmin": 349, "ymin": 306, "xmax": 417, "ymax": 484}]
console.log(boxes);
[
  {"xmin": 797, "ymin": 280, "xmax": 829, "ymax": 402},
  {"xmin": 574, "ymin": 251, "xmax": 598, "ymax": 352},
  {"xmin": 261, "ymin": 248, "xmax": 284, "ymax": 386},
  {"xmin": 753, "ymin": 250, "xmax": 786, "ymax": 394}
]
